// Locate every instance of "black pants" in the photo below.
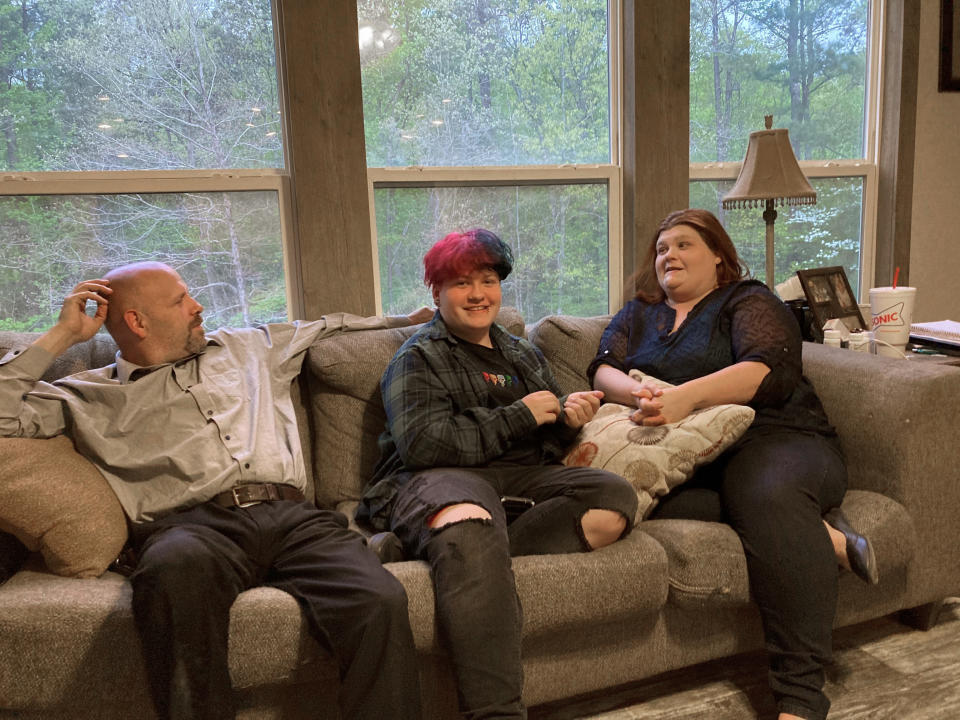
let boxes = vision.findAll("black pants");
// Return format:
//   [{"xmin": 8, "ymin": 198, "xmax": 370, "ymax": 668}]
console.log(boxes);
[
  {"xmin": 128, "ymin": 500, "xmax": 421, "ymax": 720},
  {"xmin": 650, "ymin": 429, "xmax": 847, "ymax": 720},
  {"xmin": 390, "ymin": 464, "xmax": 638, "ymax": 720}
]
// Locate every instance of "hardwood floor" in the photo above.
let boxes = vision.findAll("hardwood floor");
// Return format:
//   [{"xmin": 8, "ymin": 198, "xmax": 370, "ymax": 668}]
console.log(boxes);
[{"xmin": 529, "ymin": 598, "xmax": 960, "ymax": 720}]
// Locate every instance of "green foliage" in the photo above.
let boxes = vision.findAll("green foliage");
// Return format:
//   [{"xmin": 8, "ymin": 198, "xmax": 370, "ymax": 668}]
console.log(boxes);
[
  {"xmin": 360, "ymin": 0, "xmax": 609, "ymax": 167},
  {"xmin": 366, "ymin": 0, "xmax": 870, "ymax": 317},
  {"xmin": 1, "ymin": 0, "xmax": 872, "ymax": 331},
  {"xmin": 689, "ymin": 177, "xmax": 863, "ymax": 291},
  {"xmin": 364, "ymin": 0, "xmax": 612, "ymax": 320},
  {"xmin": 688, "ymin": 0, "xmax": 868, "ymax": 290},
  {"xmin": 375, "ymin": 184, "xmax": 609, "ymax": 320},
  {"xmin": 0, "ymin": 0, "xmax": 286, "ymax": 330},
  {"xmin": 691, "ymin": 0, "xmax": 868, "ymax": 162}
]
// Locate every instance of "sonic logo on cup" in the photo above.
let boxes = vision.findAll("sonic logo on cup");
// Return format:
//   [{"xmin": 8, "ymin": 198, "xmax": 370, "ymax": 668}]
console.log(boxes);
[{"xmin": 872, "ymin": 302, "xmax": 905, "ymax": 328}]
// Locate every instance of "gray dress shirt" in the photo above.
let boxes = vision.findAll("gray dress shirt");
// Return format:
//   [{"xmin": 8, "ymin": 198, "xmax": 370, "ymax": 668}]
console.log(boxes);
[{"xmin": 0, "ymin": 314, "xmax": 406, "ymax": 523}]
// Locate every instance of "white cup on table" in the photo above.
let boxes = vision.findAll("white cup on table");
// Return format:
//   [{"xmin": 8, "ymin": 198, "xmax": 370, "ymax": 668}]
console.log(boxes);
[{"xmin": 869, "ymin": 286, "xmax": 916, "ymax": 357}]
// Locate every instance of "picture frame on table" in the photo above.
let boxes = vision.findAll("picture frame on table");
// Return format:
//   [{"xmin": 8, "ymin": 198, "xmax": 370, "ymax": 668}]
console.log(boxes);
[
  {"xmin": 795, "ymin": 266, "xmax": 867, "ymax": 341},
  {"xmin": 942, "ymin": 0, "xmax": 960, "ymax": 92}
]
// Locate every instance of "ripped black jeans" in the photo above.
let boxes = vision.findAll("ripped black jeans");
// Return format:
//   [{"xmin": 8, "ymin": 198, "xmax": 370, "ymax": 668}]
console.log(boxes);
[{"xmin": 389, "ymin": 464, "xmax": 637, "ymax": 720}]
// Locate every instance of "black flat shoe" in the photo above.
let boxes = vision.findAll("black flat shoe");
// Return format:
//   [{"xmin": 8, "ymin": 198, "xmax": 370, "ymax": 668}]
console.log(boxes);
[
  {"xmin": 825, "ymin": 507, "xmax": 879, "ymax": 585},
  {"xmin": 367, "ymin": 531, "xmax": 405, "ymax": 564}
]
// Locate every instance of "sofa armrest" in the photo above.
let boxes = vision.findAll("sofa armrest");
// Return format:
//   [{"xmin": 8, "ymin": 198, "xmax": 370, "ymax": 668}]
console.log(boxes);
[{"xmin": 801, "ymin": 343, "xmax": 960, "ymax": 603}]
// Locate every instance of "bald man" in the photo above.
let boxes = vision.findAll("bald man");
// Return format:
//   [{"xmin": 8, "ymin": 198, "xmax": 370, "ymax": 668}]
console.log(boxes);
[{"xmin": 0, "ymin": 263, "xmax": 425, "ymax": 720}]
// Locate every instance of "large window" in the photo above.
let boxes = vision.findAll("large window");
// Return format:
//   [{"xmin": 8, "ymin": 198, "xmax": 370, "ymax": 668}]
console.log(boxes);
[
  {"xmin": 0, "ymin": 0, "xmax": 289, "ymax": 331},
  {"xmin": 359, "ymin": 0, "xmax": 618, "ymax": 319},
  {"xmin": 689, "ymin": 0, "xmax": 878, "ymax": 297},
  {"xmin": 2, "ymin": 3, "xmax": 893, "ymax": 329},
  {"xmin": 374, "ymin": 181, "xmax": 609, "ymax": 319}
]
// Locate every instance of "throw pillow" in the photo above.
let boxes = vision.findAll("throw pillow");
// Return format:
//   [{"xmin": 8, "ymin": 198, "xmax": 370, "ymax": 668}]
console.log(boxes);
[
  {"xmin": 0, "ymin": 435, "xmax": 127, "ymax": 577},
  {"xmin": 563, "ymin": 370, "xmax": 755, "ymax": 523}
]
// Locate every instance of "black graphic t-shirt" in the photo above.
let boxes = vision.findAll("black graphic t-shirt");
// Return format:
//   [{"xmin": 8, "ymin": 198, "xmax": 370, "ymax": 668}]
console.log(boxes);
[
  {"xmin": 457, "ymin": 339, "xmax": 529, "ymax": 405},
  {"xmin": 455, "ymin": 337, "xmax": 543, "ymax": 465}
]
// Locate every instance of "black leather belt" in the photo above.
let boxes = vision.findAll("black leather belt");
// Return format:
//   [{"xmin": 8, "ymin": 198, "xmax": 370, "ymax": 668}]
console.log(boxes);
[{"xmin": 214, "ymin": 483, "xmax": 305, "ymax": 508}]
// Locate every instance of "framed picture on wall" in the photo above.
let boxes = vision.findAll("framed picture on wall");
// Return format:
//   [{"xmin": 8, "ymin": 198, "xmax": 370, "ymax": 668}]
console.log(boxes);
[
  {"xmin": 942, "ymin": 0, "xmax": 960, "ymax": 91},
  {"xmin": 796, "ymin": 266, "xmax": 867, "ymax": 339}
]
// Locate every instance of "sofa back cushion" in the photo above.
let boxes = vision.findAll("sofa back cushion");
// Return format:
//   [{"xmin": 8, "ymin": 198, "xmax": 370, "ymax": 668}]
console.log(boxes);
[
  {"xmin": 526, "ymin": 314, "xmax": 612, "ymax": 395},
  {"xmin": 304, "ymin": 308, "xmax": 525, "ymax": 509}
]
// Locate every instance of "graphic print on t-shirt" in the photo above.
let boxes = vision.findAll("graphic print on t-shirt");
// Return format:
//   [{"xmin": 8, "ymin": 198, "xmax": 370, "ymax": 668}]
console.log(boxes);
[{"xmin": 481, "ymin": 371, "xmax": 521, "ymax": 388}]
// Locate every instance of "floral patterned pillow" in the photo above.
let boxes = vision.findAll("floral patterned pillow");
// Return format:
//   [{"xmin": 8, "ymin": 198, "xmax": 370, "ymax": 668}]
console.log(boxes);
[{"xmin": 563, "ymin": 371, "xmax": 755, "ymax": 523}]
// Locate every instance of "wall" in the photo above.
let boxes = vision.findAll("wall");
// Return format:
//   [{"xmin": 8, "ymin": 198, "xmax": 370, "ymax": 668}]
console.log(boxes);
[{"xmin": 909, "ymin": 0, "xmax": 960, "ymax": 321}]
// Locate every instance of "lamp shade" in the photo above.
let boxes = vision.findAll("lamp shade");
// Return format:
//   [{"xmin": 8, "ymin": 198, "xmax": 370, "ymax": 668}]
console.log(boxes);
[{"xmin": 722, "ymin": 127, "xmax": 816, "ymax": 209}]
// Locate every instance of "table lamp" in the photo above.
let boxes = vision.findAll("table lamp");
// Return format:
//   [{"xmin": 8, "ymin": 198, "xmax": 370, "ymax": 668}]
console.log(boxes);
[{"xmin": 722, "ymin": 115, "xmax": 817, "ymax": 288}]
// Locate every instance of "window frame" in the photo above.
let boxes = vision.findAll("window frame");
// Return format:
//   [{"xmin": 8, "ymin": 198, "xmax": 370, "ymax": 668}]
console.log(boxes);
[
  {"xmin": 367, "ymin": 165, "xmax": 622, "ymax": 315},
  {"xmin": 362, "ymin": 0, "xmax": 625, "ymax": 317},
  {"xmin": 688, "ymin": 0, "xmax": 885, "ymax": 303},
  {"xmin": 0, "ymin": 170, "xmax": 299, "ymax": 320},
  {"xmin": 0, "ymin": 1, "xmax": 301, "ymax": 321},
  {"xmin": 0, "ymin": 1, "xmax": 905, "ymax": 324}
]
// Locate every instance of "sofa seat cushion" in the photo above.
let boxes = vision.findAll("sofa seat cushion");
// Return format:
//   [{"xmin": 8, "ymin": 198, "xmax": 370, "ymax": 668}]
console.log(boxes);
[
  {"xmin": 639, "ymin": 489, "xmax": 916, "ymax": 610},
  {"xmin": 386, "ymin": 529, "xmax": 669, "ymax": 651},
  {"xmin": 641, "ymin": 519, "xmax": 750, "ymax": 608},
  {"xmin": 0, "ymin": 567, "xmax": 331, "ymax": 712}
]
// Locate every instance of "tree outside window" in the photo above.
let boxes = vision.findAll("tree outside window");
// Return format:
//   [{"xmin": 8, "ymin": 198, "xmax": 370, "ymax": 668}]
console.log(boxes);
[
  {"xmin": 690, "ymin": 0, "xmax": 871, "ymax": 293},
  {"xmin": 359, "ymin": 0, "xmax": 613, "ymax": 320},
  {"xmin": 0, "ymin": 0, "xmax": 285, "ymax": 331}
]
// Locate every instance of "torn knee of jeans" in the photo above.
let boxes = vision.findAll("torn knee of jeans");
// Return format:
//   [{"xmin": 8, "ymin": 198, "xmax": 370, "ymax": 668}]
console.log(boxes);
[
  {"xmin": 428, "ymin": 516, "xmax": 494, "ymax": 537},
  {"xmin": 573, "ymin": 516, "xmax": 591, "ymax": 551},
  {"xmin": 580, "ymin": 506, "xmax": 634, "ymax": 551},
  {"xmin": 425, "ymin": 501, "xmax": 494, "ymax": 529}
]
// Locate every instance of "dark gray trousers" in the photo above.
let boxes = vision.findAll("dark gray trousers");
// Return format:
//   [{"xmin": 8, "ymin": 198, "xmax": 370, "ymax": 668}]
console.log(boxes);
[
  {"xmin": 129, "ymin": 500, "xmax": 421, "ymax": 720},
  {"xmin": 651, "ymin": 429, "xmax": 847, "ymax": 720}
]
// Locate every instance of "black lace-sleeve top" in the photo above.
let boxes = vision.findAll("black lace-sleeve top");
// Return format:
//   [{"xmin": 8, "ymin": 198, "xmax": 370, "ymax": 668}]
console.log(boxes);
[{"xmin": 588, "ymin": 280, "xmax": 836, "ymax": 437}]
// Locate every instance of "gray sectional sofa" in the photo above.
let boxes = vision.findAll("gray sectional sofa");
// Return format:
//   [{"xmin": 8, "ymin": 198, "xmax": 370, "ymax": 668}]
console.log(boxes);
[{"xmin": 1, "ymin": 310, "xmax": 959, "ymax": 719}]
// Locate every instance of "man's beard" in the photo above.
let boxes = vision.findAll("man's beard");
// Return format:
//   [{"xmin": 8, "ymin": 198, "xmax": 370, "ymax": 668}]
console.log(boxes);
[{"xmin": 185, "ymin": 324, "xmax": 206, "ymax": 355}]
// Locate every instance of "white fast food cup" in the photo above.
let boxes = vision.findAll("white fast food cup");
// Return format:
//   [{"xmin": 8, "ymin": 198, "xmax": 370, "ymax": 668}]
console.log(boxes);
[{"xmin": 869, "ymin": 286, "xmax": 916, "ymax": 357}]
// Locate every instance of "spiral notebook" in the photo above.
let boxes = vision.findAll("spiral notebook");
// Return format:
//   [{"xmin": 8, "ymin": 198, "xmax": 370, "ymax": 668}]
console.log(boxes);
[{"xmin": 910, "ymin": 320, "xmax": 960, "ymax": 348}]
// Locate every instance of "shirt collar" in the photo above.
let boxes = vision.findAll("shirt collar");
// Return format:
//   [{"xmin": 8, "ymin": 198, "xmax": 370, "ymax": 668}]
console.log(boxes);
[
  {"xmin": 425, "ymin": 313, "xmax": 515, "ymax": 350},
  {"xmin": 114, "ymin": 336, "xmax": 221, "ymax": 384}
]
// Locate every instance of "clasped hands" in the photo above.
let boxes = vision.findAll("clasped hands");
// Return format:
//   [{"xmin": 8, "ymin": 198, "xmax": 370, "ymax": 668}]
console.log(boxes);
[
  {"xmin": 521, "ymin": 390, "xmax": 603, "ymax": 429},
  {"xmin": 629, "ymin": 382, "xmax": 696, "ymax": 426}
]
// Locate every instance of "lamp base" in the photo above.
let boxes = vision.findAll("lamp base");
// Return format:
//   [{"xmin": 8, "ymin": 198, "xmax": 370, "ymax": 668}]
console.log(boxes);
[{"xmin": 763, "ymin": 201, "xmax": 778, "ymax": 288}]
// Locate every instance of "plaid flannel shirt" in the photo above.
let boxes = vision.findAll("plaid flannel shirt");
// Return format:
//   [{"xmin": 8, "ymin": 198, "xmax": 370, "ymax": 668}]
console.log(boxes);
[{"xmin": 359, "ymin": 314, "xmax": 579, "ymax": 530}]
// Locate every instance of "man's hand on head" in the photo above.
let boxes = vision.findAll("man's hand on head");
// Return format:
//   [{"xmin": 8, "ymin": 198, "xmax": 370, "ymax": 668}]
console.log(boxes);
[
  {"xmin": 35, "ymin": 279, "xmax": 113, "ymax": 357},
  {"xmin": 59, "ymin": 279, "xmax": 112, "ymax": 342}
]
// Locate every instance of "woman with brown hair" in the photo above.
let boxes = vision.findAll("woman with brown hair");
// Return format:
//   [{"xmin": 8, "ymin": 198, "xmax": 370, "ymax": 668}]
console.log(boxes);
[{"xmin": 590, "ymin": 208, "xmax": 876, "ymax": 720}]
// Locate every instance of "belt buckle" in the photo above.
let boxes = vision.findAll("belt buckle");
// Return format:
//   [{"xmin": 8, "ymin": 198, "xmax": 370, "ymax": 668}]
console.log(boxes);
[{"xmin": 232, "ymin": 487, "xmax": 262, "ymax": 508}]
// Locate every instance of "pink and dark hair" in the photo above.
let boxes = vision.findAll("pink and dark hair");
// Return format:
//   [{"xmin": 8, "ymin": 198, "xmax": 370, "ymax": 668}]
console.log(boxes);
[{"xmin": 423, "ymin": 228, "xmax": 514, "ymax": 291}]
